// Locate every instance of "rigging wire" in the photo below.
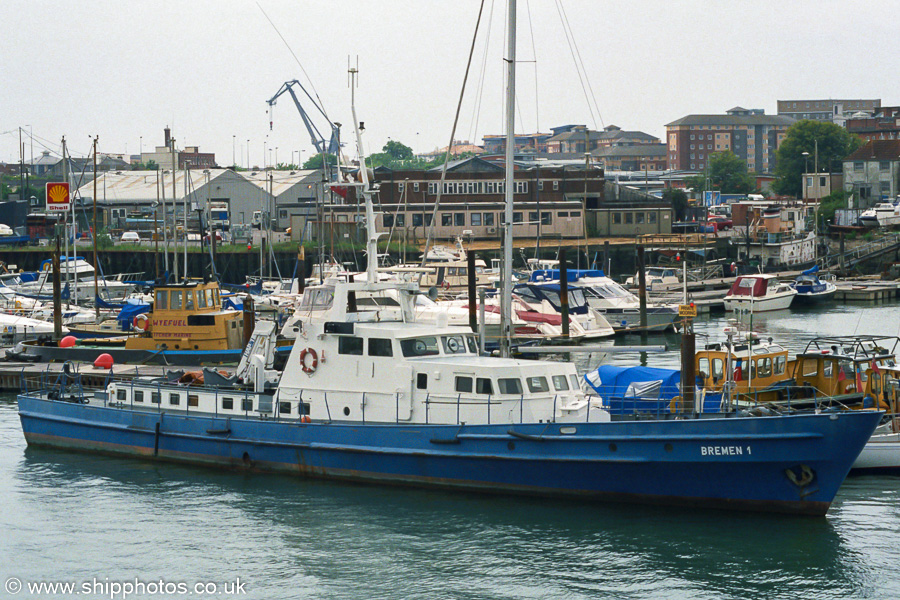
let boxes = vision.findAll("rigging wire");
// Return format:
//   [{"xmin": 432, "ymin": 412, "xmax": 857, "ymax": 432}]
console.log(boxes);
[
  {"xmin": 256, "ymin": 2, "xmax": 331, "ymax": 124},
  {"xmin": 525, "ymin": 0, "xmax": 540, "ymax": 134},
  {"xmin": 554, "ymin": 0, "xmax": 604, "ymax": 130},
  {"xmin": 421, "ymin": 0, "xmax": 487, "ymax": 267},
  {"xmin": 467, "ymin": 0, "xmax": 496, "ymax": 149}
]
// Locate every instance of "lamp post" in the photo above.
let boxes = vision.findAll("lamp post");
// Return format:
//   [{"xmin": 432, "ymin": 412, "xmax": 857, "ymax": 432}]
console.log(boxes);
[
  {"xmin": 246, "ymin": 139, "xmax": 250, "ymax": 168},
  {"xmin": 233, "ymin": 135, "xmax": 236, "ymax": 168}
]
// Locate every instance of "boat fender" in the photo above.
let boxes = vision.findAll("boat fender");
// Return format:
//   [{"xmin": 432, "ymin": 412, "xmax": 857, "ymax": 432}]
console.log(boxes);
[
  {"xmin": 300, "ymin": 415, "xmax": 311, "ymax": 423},
  {"xmin": 300, "ymin": 348, "xmax": 318, "ymax": 374},
  {"xmin": 134, "ymin": 314, "xmax": 151, "ymax": 332}
]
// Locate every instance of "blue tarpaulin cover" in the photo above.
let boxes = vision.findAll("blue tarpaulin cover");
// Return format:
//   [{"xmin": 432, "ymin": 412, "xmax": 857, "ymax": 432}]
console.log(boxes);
[
  {"xmin": 584, "ymin": 364, "xmax": 723, "ymax": 414},
  {"xmin": 116, "ymin": 300, "xmax": 150, "ymax": 331}
]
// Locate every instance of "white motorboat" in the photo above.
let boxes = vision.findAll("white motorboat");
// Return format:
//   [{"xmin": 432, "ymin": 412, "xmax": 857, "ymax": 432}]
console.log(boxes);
[
  {"xmin": 724, "ymin": 274, "xmax": 797, "ymax": 312},
  {"xmin": 530, "ymin": 269, "xmax": 678, "ymax": 333}
]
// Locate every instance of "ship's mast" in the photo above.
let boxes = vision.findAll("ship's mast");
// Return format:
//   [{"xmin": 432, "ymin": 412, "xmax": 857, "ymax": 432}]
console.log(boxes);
[
  {"xmin": 499, "ymin": 0, "xmax": 517, "ymax": 358},
  {"xmin": 348, "ymin": 64, "xmax": 380, "ymax": 285}
]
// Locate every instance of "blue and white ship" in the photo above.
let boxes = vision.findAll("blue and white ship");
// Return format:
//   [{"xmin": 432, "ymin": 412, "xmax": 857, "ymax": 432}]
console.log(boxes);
[
  {"xmin": 790, "ymin": 266, "xmax": 837, "ymax": 303},
  {"xmin": 15, "ymin": 41, "xmax": 882, "ymax": 517}
]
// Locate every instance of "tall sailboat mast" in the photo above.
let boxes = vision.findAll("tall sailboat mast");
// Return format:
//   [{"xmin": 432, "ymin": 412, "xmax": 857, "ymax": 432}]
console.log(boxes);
[
  {"xmin": 499, "ymin": 0, "xmax": 517, "ymax": 358},
  {"xmin": 349, "ymin": 64, "xmax": 379, "ymax": 285}
]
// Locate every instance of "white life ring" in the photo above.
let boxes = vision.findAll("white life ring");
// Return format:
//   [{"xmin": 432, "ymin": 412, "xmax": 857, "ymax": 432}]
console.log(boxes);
[
  {"xmin": 133, "ymin": 314, "xmax": 150, "ymax": 332},
  {"xmin": 300, "ymin": 348, "xmax": 319, "ymax": 374}
]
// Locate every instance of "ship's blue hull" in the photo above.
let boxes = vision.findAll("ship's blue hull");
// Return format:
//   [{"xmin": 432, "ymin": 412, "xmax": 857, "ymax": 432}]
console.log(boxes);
[{"xmin": 17, "ymin": 394, "xmax": 880, "ymax": 515}]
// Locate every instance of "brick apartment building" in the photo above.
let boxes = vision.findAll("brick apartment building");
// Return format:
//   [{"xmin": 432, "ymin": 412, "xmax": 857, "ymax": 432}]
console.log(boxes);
[
  {"xmin": 665, "ymin": 107, "xmax": 793, "ymax": 173},
  {"xmin": 846, "ymin": 106, "xmax": 900, "ymax": 142},
  {"xmin": 777, "ymin": 98, "xmax": 880, "ymax": 124}
]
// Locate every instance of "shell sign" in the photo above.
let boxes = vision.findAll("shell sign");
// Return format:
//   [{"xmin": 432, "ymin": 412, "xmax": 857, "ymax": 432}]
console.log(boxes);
[{"xmin": 46, "ymin": 182, "xmax": 70, "ymax": 212}]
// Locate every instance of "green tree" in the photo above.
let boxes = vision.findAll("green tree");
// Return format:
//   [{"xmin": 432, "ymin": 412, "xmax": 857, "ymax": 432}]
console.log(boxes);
[
  {"xmin": 662, "ymin": 188, "xmax": 689, "ymax": 221},
  {"xmin": 773, "ymin": 120, "xmax": 861, "ymax": 197},
  {"xmin": 383, "ymin": 140, "xmax": 414, "ymax": 161},
  {"xmin": 302, "ymin": 153, "xmax": 338, "ymax": 169},
  {"xmin": 684, "ymin": 151, "xmax": 755, "ymax": 195}
]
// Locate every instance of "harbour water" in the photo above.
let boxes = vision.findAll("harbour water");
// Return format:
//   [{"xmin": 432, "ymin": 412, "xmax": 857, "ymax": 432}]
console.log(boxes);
[{"xmin": 3, "ymin": 303, "xmax": 900, "ymax": 599}]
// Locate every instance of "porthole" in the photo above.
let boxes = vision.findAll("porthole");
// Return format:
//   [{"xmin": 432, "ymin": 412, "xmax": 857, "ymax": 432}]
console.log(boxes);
[{"xmin": 343, "ymin": 407, "xmax": 350, "ymax": 416}]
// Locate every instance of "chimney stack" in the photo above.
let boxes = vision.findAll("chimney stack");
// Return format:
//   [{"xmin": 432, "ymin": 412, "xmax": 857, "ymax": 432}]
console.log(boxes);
[{"xmin": 164, "ymin": 127, "xmax": 171, "ymax": 149}]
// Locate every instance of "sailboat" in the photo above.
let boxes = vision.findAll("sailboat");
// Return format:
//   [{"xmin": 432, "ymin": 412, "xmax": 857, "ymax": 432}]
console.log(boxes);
[{"xmin": 16, "ymin": 5, "xmax": 882, "ymax": 515}]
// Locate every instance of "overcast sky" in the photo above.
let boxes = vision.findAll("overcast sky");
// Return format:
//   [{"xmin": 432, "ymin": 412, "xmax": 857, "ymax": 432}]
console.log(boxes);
[{"xmin": 2, "ymin": 1, "xmax": 897, "ymax": 167}]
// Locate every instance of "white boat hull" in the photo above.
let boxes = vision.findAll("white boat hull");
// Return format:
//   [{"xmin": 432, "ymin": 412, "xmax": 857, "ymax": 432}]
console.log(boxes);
[
  {"xmin": 852, "ymin": 431, "xmax": 900, "ymax": 472},
  {"xmin": 724, "ymin": 291, "xmax": 795, "ymax": 312}
]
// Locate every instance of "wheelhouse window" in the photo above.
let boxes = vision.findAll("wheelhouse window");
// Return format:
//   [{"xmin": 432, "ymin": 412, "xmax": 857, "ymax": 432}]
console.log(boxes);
[
  {"xmin": 185, "ymin": 291, "xmax": 195, "ymax": 310},
  {"xmin": 169, "ymin": 393, "xmax": 180, "ymax": 406},
  {"xmin": 442, "ymin": 335, "xmax": 469, "ymax": 355},
  {"xmin": 476, "ymin": 378, "xmax": 493, "ymax": 395},
  {"xmin": 338, "ymin": 336, "xmax": 364, "ymax": 356},
  {"xmin": 552, "ymin": 375, "xmax": 569, "ymax": 391},
  {"xmin": 155, "ymin": 290, "xmax": 168, "ymax": 309},
  {"xmin": 171, "ymin": 290, "xmax": 183, "ymax": 310},
  {"xmin": 368, "ymin": 338, "xmax": 393, "ymax": 357},
  {"xmin": 241, "ymin": 398, "xmax": 253, "ymax": 411},
  {"xmin": 280, "ymin": 402, "xmax": 292, "ymax": 414},
  {"xmin": 498, "ymin": 378, "xmax": 523, "ymax": 395},
  {"xmin": 455, "ymin": 376, "xmax": 473, "ymax": 393},
  {"xmin": 401, "ymin": 337, "xmax": 440, "ymax": 357},
  {"xmin": 222, "ymin": 397, "xmax": 234, "ymax": 410},
  {"xmin": 526, "ymin": 376, "xmax": 549, "ymax": 393},
  {"xmin": 197, "ymin": 290, "xmax": 207, "ymax": 309},
  {"xmin": 774, "ymin": 355, "xmax": 786, "ymax": 376}
]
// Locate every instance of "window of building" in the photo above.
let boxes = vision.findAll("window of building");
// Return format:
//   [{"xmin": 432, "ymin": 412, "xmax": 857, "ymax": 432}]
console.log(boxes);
[
  {"xmin": 471, "ymin": 213, "xmax": 482, "ymax": 226},
  {"xmin": 529, "ymin": 211, "xmax": 539, "ymax": 223},
  {"xmin": 541, "ymin": 212, "xmax": 552, "ymax": 225},
  {"xmin": 553, "ymin": 180, "xmax": 559, "ymax": 191},
  {"xmin": 338, "ymin": 336, "xmax": 364, "ymax": 355},
  {"xmin": 880, "ymin": 161, "xmax": 890, "ymax": 171},
  {"xmin": 636, "ymin": 212, "xmax": 645, "ymax": 224},
  {"xmin": 383, "ymin": 214, "xmax": 394, "ymax": 228},
  {"xmin": 368, "ymin": 338, "xmax": 393, "ymax": 357},
  {"xmin": 613, "ymin": 213, "xmax": 621, "ymax": 224},
  {"xmin": 441, "ymin": 213, "xmax": 451, "ymax": 226},
  {"xmin": 454, "ymin": 213, "xmax": 465, "ymax": 226},
  {"xmin": 414, "ymin": 182, "xmax": 420, "ymax": 192},
  {"xmin": 648, "ymin": 212, "xmax": 657, "ymax": 224},
  {"xmin": 412, "ymin": 213, "xmax": 423, "ymax": 227},
  {"xmin": 854, "ymin": 161, "xmax": 864, "ymax": 172},
  {"xmin": 513, "ymin": 212, "xmax": 523, "ymax": 223},
  {"xmin": 484, "ymin": 212, "xmax": 495, "ymax": 226},
  {"xmin": 625, "ymin": 213, "xmax": 633, "ymax": 224},
  {"xmin": 538, "ymin": 181, "xmax": 543, "ymax": 191},
  {"xmin": 820, "ymin": 176, "xmax": 827, "ymax": 188},
  {"xmin": 690, "ymin": 144, "xmax": 695, "ymax": 150}
]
